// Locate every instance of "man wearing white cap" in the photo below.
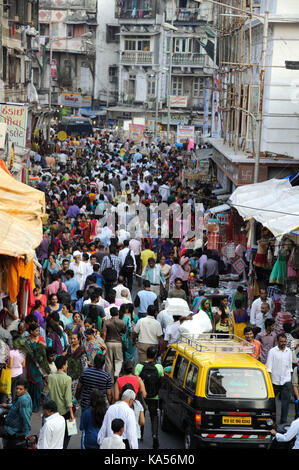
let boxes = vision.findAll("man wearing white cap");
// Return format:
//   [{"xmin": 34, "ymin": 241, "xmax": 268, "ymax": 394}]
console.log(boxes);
[{"xmin": 69, "ymin": 251, "xmax": 86, "ymax": 290}]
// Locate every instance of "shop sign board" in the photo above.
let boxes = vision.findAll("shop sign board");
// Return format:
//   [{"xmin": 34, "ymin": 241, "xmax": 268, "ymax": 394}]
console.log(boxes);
[
  {"xmin": 60, "ymin": 93, "xmax": 92, "ymax": 108},
  {"xmin": 0, "ymin": 104, "xmax": 28, "ymax": 148},
  {"xmin": 170, "ymin": 96, "xmax": 188, "ymax": 107},
  {"xmin": 177, "ymin": 125, "xmax": 195, "ymax": 142}
]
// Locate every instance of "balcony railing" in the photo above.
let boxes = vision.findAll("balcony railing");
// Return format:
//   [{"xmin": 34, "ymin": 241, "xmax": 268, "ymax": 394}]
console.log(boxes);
[
  {"xmin": 121, "ymin": 51, "xmax": 153, "ymax": 64},
  {"xmin": 167, "ymin": 53, "xmax": 205, "ymax": 66},
  {"xmin": 115, "ymin": 0, "xmax": 155, "ymax": 19},
  {"xmin": 175, "ymin": 8, "xmax": 200, "ymax": 23}
]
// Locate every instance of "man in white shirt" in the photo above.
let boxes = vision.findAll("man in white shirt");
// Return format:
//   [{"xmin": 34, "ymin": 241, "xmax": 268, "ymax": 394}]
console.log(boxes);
[
  {"xmin": 271, "ymin": 417, "xmax": 299, "ymax": 449},
  {"xmin": 37, "ymin": 400, "xmax": 66, "ymax": 449},
  {"xmin": 159, "ymin": 183, "xmax": 171, "ymax": 202},
  {"xmin": 156, "ymin": 308, "xmax": 174, "ymax": 335},
  {"xmin": 97, "ymin": 390, "xmax": 138, "ymax": 449},
  {"xmin": 250, "ymin": 288, "xmax": 274, "ymax": 332},
  {"xmin": 134, "ymin": 305, "xmax": 163, "ymax": 362},
  {"xmin": 113, "ymin": 276, "xmax": 132, "ymax": 302},
  {"xmin": 266, "ymin": 334, "xmax": 293, "ymax": 424}
]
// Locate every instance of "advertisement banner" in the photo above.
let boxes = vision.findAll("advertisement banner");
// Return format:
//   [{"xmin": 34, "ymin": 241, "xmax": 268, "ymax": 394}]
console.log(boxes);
[
  {"xmin": 129, "ymin": 124, "xmax": 144, "ymax": 143},
  {"xmin": 0, "ymin": 104, "xmax": 28, "ymax": 148},
  {"xmin": 81, "ymin": 96, "xmax": 92, "ymax": 107},
  {"xmin": 177, "ymin": 125, "xmax": 195, "ymax": 142},
  {"xmin": 51, "ymin": 59, "xmax": 57, "ymax": 79},
  {"xmin": 60, "ymin": 92, "xmax": 82, "ymax": 108},
  {"xmin": 211, "ymin": 74, "xmax": 221, "ymax": 138},
  {"xmin": 0, "ymin": 123, "xmax": 7, "ymax": 149},
  {"xmin": 203, "ymin": 77, "xmax": 210, "ymax": 135},
  {"xmin": 170, "ymin": 96, "xmax": 188, "ymax": 108}
]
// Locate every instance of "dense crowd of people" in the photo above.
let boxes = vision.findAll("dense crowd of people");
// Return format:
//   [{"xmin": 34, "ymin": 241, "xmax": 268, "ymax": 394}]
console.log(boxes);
[{"xmin": 0, "ymin": 130, "xmax": 299, "ymax": 449}]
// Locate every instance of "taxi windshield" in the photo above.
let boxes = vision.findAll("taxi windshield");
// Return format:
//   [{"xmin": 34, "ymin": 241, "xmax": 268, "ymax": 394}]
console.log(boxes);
[{"xmin": 206, "ymin": 368, "xmax": 268, "ymax": 399}]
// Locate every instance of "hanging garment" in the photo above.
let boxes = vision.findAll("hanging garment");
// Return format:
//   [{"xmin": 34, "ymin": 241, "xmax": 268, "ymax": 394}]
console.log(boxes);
[{"xmin": 269, "ymin": 249, "xmax": 287, "ymax": 285}]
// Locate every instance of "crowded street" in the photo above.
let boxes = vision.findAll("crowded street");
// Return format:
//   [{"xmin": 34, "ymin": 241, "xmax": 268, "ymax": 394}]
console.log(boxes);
[{"xmin": 1, "ymin": 0, "xmax": 299, "ymax": 456}]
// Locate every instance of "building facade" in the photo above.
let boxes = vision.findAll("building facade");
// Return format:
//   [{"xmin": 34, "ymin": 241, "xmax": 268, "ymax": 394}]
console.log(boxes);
[
  {"xmin": 104, "ymin": 0, "xmax": 214, "ymax": 138},
  {"xmin": 94, "ymin": 0, "xmax": 120, "ymax": 108},
  {"xmin": 209, "ymin": 0, "xmax": 299, "ymax": 194},
  {"xmin": 38, "ymin": 0, "xmax": 97, "ymax": 112}
]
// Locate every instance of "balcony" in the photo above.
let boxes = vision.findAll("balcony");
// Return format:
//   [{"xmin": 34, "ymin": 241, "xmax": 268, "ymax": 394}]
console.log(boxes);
[
  {"xmin": 167, "ymin": 53, "xmax": 205, "ymax": 67},
  {"xmin": 115, "ymin": 0, "xmax": 156, "ymax": 19},
  {"xmin": 121, "ymin": 51, "xmax": 153, "ymax": 65},
  {"xmin": 175, "ymin": 8, "xmax": 200, "ymax": 23}
]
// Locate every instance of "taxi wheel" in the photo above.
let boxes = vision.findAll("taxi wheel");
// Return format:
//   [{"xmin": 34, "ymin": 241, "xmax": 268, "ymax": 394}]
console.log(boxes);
[
  {"xmin": 160, "ymin": 405, "xmax": 171, "ymax": 432},
  {"xmin": 184, "ymin": 426, "xmax": 197, "ymax": 450}
]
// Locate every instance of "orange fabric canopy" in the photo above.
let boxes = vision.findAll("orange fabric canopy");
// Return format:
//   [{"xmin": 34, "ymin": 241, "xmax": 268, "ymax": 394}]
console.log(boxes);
[{"xmin": 0, "ymin": 159, "xmax": 45, "ymax": 261}]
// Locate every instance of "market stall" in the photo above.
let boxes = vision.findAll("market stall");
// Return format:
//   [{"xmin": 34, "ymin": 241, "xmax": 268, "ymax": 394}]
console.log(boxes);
[
  {"xmin": 0, "ymin": 160, "xmax": 45, "ymax": 320},
  {"xmin": 229, "ymin": 179, "xmax": 299, "ymax": 327}
]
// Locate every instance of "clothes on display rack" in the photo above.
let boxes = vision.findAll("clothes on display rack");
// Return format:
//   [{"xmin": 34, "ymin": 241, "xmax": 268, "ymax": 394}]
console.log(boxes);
[
  {"xmin": 253, "ymin": 239, "xmax": 269, "ymax": 268},
  {"xmin": 269, "ymin": 247, "xmax": 287, "ymax": 285}
]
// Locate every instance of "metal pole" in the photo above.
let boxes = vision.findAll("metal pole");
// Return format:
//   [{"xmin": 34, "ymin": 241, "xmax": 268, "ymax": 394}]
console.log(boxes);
[
  {"xmin": 155, "ymin": 71, "xmax": 159, "ymax": 140},
  {"xmin": 253, "ymin": 10, "xmax": 269, "ymax": 184},
  {"xmin": 167, "ymin": 0, "xmax": 174, "ymax": 143},
  {"xmin": 48, "ymin": 11, "xmax": 53, "ymax": 141},
  {"xmin": 107, "ymin": 66, "xmax": 110, "ymax": 108}
]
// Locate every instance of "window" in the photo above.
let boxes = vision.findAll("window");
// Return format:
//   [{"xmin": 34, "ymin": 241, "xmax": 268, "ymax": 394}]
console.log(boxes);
[
  {"xmin": 162, "ymin": 348, "xmax": 176, "ymax": 369},
  {"xmin": 39, "ymin": 23, "xmax": 49, "ymax": 36},
  {"xmin": 147, "ymin": 76, "xmax": 156, "ymax": 97},
  {"xmin": 185, "ymin": 363, "xmax": 199, "ymax": 394},
  {"xmin": 33, "ymin": 68, "xmax": 39, "ymax": 87},
  {"xmin": 137, "ymin": 40, "xmax": 150, "ymax": 51},
  {"xmin": 67, "ymin": 24, "xmax": 73, "ymax": 38},
  {"xmin": 174, "ymin": 38, "xmax": 192, "ymax": 53},
  {"xmin": 128, "ymin": 78, "xmax": 135, "ymax": 96},
  {"xmin": 64, "ymin": 60, "xmax": 72, "ymax": 80},
  {"xmin": 109, "ymin": 66, "xmax": 118, "ymax": 83},
  {"xmin": 173, "ymin": 355, "xmax": 189, "ymax": 386},
  {"xmin": 125, "ymin": 40, "xmax": 136, "ymax": 51},
  {"xmin": 2, "ymin": 47, "xmax": 7, "ymax": 82},
  {"xmin": 73, "ymin": 24, "xmax": 85, "ymax": 37},
  {"xmin": 206, "ymin": 368, "xmax": 268, "ymax": 399},
  {"xmin": 193, "ymin": 77, "xmax": 204, "ymax": 97},
  {"xmin": 124, "ymin": 37, "xmax": 151, "ymax": 51},
  {"xmin": 51, "ymin": 23, "xmax": 59, "ymax": 38},
  {"xmin": 106, "ymin": 25, "xmax": 120, "ymax": 43},
  {"xmin": 172, "ymin": 76, "xmax": 184, "ymax": 96}
]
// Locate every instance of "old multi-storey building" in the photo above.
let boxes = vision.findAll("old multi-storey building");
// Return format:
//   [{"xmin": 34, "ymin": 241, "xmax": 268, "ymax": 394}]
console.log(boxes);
[
  {"xmin": 104, "ymin": 0, "xmax": 214, "ymax": 138},
  {"xmin": 38, "ymin": 0, "xmax": 97, "ymax": 112},
  {"xmin": 0, "ymin": 0, "xmax": 39, "ymax": 104},
  {"xmin": 94, "ymin": 0, "xmax": 120, "ymax": 108},
  {"xmin": 209, "ymin": 0, "xmax": 299, "ymax": 193}
]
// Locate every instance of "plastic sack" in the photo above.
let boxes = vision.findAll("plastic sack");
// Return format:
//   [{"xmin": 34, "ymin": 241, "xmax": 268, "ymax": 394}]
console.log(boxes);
[
  {"xmin": 0, "ymin": 366, "xmax": 12, "ymax": 395},
  {"xmin": 179, "ymin": 311, "xmax": 213, "ymax": 338}
]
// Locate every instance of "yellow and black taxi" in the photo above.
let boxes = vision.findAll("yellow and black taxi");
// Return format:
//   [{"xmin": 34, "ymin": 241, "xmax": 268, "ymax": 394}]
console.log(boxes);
[{"xmin": 159, "ymin": 334, "xmax": 275, "ymax": 449}]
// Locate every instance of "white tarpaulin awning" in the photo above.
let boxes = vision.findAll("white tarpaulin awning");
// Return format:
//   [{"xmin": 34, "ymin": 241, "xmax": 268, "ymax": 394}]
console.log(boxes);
[
  {"xmin": 207, "ymin": 204, "xmax": 230, "ymax": 214},
  {"xmin": 229, "ymin": 179, "xmax": 299, "ymax": 238}
]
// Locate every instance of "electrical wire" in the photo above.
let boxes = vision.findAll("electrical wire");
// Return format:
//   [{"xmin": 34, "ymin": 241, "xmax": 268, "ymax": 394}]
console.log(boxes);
[{"xmin": 199, "ymin": 194, "xmax": 299, "ymax": 218}]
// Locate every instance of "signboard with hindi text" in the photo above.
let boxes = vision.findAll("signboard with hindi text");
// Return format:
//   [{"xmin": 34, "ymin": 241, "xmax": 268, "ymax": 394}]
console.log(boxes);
[{"xmin": 0, "ymin": 104, "xmax": 28, "ymax": 148}]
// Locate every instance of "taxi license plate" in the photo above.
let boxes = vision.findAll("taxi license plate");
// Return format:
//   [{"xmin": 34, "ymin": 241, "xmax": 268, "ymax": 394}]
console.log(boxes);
[{"xmin": 222, "ymin": 417, "xmax": 252, "ymax": 425}]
